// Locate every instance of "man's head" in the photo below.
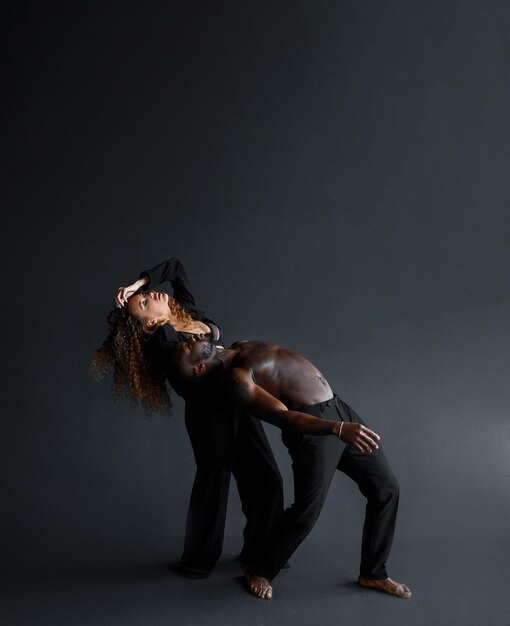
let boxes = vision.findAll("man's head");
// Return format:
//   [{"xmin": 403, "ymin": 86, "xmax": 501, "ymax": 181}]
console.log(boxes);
[{"xmin": 168, "ymin": 337, "xmax": 221, "ymax": 398}]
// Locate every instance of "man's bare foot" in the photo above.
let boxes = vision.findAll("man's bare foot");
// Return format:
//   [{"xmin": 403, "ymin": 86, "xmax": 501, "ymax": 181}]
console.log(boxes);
[
  {"xmin": 358, "ymin": 576, "xmax": 412, "ymax": 599},
  {"xmin": 244, "ymin": 570, "xmax": 273, "ymax": 599}
]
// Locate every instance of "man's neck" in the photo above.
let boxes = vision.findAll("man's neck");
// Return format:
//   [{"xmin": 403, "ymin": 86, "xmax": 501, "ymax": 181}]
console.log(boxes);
[{"xmin": 214, "ymin": 345, "xmax": 239, "ymax": 368}]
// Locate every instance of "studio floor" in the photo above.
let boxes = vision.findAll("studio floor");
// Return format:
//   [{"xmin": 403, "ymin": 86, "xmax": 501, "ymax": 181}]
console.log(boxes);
[{"xmin": 1, "ymin": 537, "xmax": 505, "ymax": 626}]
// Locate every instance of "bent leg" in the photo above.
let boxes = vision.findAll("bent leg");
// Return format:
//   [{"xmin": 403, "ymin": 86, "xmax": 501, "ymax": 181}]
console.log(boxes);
[
  {"xmin": 336, "ymin": 398, "xmax": 410, "ymax": 597},
  {"xmin": 252, "ymin": 431, "xmax": 344, "ymax": 582},
  {"xmin": 338, "ymin": 439, "xmax": 400, "ymax": 580}
]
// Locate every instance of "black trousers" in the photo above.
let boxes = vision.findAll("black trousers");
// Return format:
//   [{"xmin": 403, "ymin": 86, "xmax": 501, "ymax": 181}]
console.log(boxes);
[
  {"xmin": 180, "ymin": 396, "xmax": 284, "ymax": 577},
  {"xmin": 252, "ymin": 395, "xmax": 400, "ymax": 581}
]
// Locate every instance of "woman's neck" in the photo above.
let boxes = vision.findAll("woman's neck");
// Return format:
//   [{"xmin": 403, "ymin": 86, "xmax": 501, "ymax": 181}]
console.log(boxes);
[{"xmin": 165, "ymin": 317, "xmax": 211, "ymax": 335}]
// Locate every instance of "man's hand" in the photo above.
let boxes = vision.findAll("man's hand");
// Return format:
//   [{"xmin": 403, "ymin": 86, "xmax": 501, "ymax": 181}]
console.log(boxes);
[
  {"xmin": 115, "ymin": 277, "xmax": 148, "ymax": 308},
  {"xmin": 340, "ymin": 422, "xmax": 380, "ymax": 453}
]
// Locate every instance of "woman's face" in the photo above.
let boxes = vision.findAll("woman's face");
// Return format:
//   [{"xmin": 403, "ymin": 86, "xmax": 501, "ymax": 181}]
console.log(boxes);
[{"xmin": 127, "ymin": 290, "xmax": 169, "ymax": 328}]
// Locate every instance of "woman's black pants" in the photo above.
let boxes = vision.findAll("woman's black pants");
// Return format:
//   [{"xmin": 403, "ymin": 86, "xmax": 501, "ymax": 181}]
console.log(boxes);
[
  {"xmin": 179, "ymin": 397, "xmax": 284, "ymax": 577},
  {"xmin": 252, "ymin": 395, "xmax": 400, "ymax": 581}
]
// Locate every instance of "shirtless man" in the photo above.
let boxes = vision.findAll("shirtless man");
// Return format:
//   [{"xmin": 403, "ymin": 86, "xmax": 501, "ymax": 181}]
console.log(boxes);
[{"xmin": 170, "ymin": 337, "xmax": 411, "ymax": 601}]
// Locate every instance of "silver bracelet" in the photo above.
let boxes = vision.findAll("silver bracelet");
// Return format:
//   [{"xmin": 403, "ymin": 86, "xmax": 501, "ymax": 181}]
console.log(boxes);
[{"xmin": 338, "ymin": 421, "xmax": 344, "ymax": 439}]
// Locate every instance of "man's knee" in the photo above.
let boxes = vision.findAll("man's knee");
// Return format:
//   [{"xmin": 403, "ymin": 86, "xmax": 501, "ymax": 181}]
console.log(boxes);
[
  {"xmin": 372, "ymin": 475, "xmax": 399, "ymax": 506},
  {"xmin": 254, "ymin": 472, "xmax": 284, "ymax": 509},
  {"xmin": 266, "ymin": 470, "xmax": 284, "ymax": 494},
  {"xmin": 287, "ymin": 494, "xmax": 327, "ymax": 534}
]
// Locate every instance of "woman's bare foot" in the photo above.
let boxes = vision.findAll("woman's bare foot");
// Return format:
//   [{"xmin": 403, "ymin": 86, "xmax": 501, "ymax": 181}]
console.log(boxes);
[
  {"xmin": 358, "ymin": 576, "xmax": 412, "ymax": 599},
  {"xmin": 245, "ymin": 570, "xmax": 273, "ymax": 599}
]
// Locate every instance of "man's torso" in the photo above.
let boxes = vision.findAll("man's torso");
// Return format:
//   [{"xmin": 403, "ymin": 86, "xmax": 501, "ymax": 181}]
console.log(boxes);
[{"xmin": 226, "ymin": 340, "xmax": 333, "ymax": 408}]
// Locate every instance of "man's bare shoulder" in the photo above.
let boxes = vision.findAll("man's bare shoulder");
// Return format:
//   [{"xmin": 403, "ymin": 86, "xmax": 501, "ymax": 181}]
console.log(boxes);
[
  {"xmin": 224, "ymin": 365, "xmax": 253, "ymax": 403},
  {"xmin": 234, "ymin": 341, "xmax": 281, "ymax": 363},
  {"xmin": 230, "ymin": 339, "xmax": 250, "ymax": 349},
  {"xmin": 230, "ymin": 339, "xmax": 279, "ymax": 352},
  {"xmin": 229, "ymin": 341, "xmax": 280, "ymax": 371}
]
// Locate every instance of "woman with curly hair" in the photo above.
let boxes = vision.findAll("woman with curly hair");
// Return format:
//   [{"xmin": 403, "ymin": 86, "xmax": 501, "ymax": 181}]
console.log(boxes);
[{"xmin": 92, "ymin": 257, "xmax": 284, "ymax": 579}]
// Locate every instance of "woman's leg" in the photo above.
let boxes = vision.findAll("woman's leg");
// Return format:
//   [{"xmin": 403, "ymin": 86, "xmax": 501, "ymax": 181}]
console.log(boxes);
[
  {"xmin": 180, "ymin": 466, "xmax": 231, "ymax": 577},
  {"xmin": 232, "ymin": 413, "xmax": 284, "ymax": 564},
  {"xmin": 179, "ymin": 398, "xmax": 237, "ymax": 577}
]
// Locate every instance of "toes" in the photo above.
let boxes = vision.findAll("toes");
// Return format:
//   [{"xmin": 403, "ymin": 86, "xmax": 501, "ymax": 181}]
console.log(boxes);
[
  {"xmin": 255, "ymin": 584, "xmax": 272, "ymax": 599},
  {"xmin": 252, "ymin": 584, "xmax": 272, "ymax": 599},
  {"xmin": 249, "ymin": 584, "xmax": 266, "ymax": 598},
  {"xmin": 249, "ymin": 582, "xmax": 271, "ymax": 599},
  {"xmin": 245, "ymin": 572, "xmax": 273, "ymax": 600},
  {"xmin": 395, "ymin": 583, "xmax": 412, "ymax": 598}
]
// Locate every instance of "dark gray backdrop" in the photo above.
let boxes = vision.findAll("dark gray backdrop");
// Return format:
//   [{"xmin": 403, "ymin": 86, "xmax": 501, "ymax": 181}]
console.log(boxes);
[{"xmin": 2, "ymin": 2, "xmax": 509, "ymax": 625}]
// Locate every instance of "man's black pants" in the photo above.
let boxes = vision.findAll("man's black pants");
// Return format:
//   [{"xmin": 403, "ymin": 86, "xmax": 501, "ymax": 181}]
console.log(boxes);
[{"xmin": 252, "ymin": 394, "xmax": 400, "ymax": 581}]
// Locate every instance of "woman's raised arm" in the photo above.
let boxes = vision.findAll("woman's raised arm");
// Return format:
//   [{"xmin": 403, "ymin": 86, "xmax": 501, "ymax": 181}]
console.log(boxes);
[
  {"xmin": 138, "ymin": 257, "xmax": 195, "ymax": 307},
  {"xmin": 115, "ymin": 257, "xmax": 196, "ymax": 309},
  {"xmin": 115, "ymin": 275, "xmax": 149, "ymax": 307}
]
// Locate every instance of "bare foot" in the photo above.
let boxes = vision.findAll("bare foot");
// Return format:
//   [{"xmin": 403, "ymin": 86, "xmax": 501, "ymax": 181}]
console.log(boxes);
[
  {"xmin": 245, "ymin": 570, "xmax": 273, "ymax": 599},
  {"xmin": 358, "ymin": 576, "xmax": 412, "ymax": 599}
]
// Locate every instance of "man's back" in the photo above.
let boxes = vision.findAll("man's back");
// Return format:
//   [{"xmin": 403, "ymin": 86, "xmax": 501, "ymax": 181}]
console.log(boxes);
[{"xmin": 225, "ymin": 340, "xmax": 333, "ymax": 408}]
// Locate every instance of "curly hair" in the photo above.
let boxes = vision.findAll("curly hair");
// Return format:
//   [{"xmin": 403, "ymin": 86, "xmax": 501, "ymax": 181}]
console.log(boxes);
[{"xmin": 91, "ymin": 306, "xmax": 173, "ymax": 415}]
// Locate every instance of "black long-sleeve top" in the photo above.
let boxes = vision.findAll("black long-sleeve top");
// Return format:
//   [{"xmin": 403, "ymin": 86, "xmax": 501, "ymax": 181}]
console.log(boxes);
[
  {"xmin": 138, "ymin": 260, "xmax": 243, "ymax": 465},
  {"xmin": 138, "ymin": 257, "xmax": 222, "ymax": 360}
]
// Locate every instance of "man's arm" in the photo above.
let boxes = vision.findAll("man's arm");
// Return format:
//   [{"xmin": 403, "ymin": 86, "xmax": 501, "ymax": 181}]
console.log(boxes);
[{"xmin": 227, "ymin": 368, "xmax": 380, "ymax": 452}]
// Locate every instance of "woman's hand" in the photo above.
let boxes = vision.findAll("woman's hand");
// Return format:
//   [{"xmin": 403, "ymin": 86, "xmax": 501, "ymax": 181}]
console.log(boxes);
[
  {"xmin": 115, "ymin": 277, "xmax": 148, "ymax": 308},
  {"xmin": 339, "ymin": 422, "xmax": 381, "ymax": 453}
]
